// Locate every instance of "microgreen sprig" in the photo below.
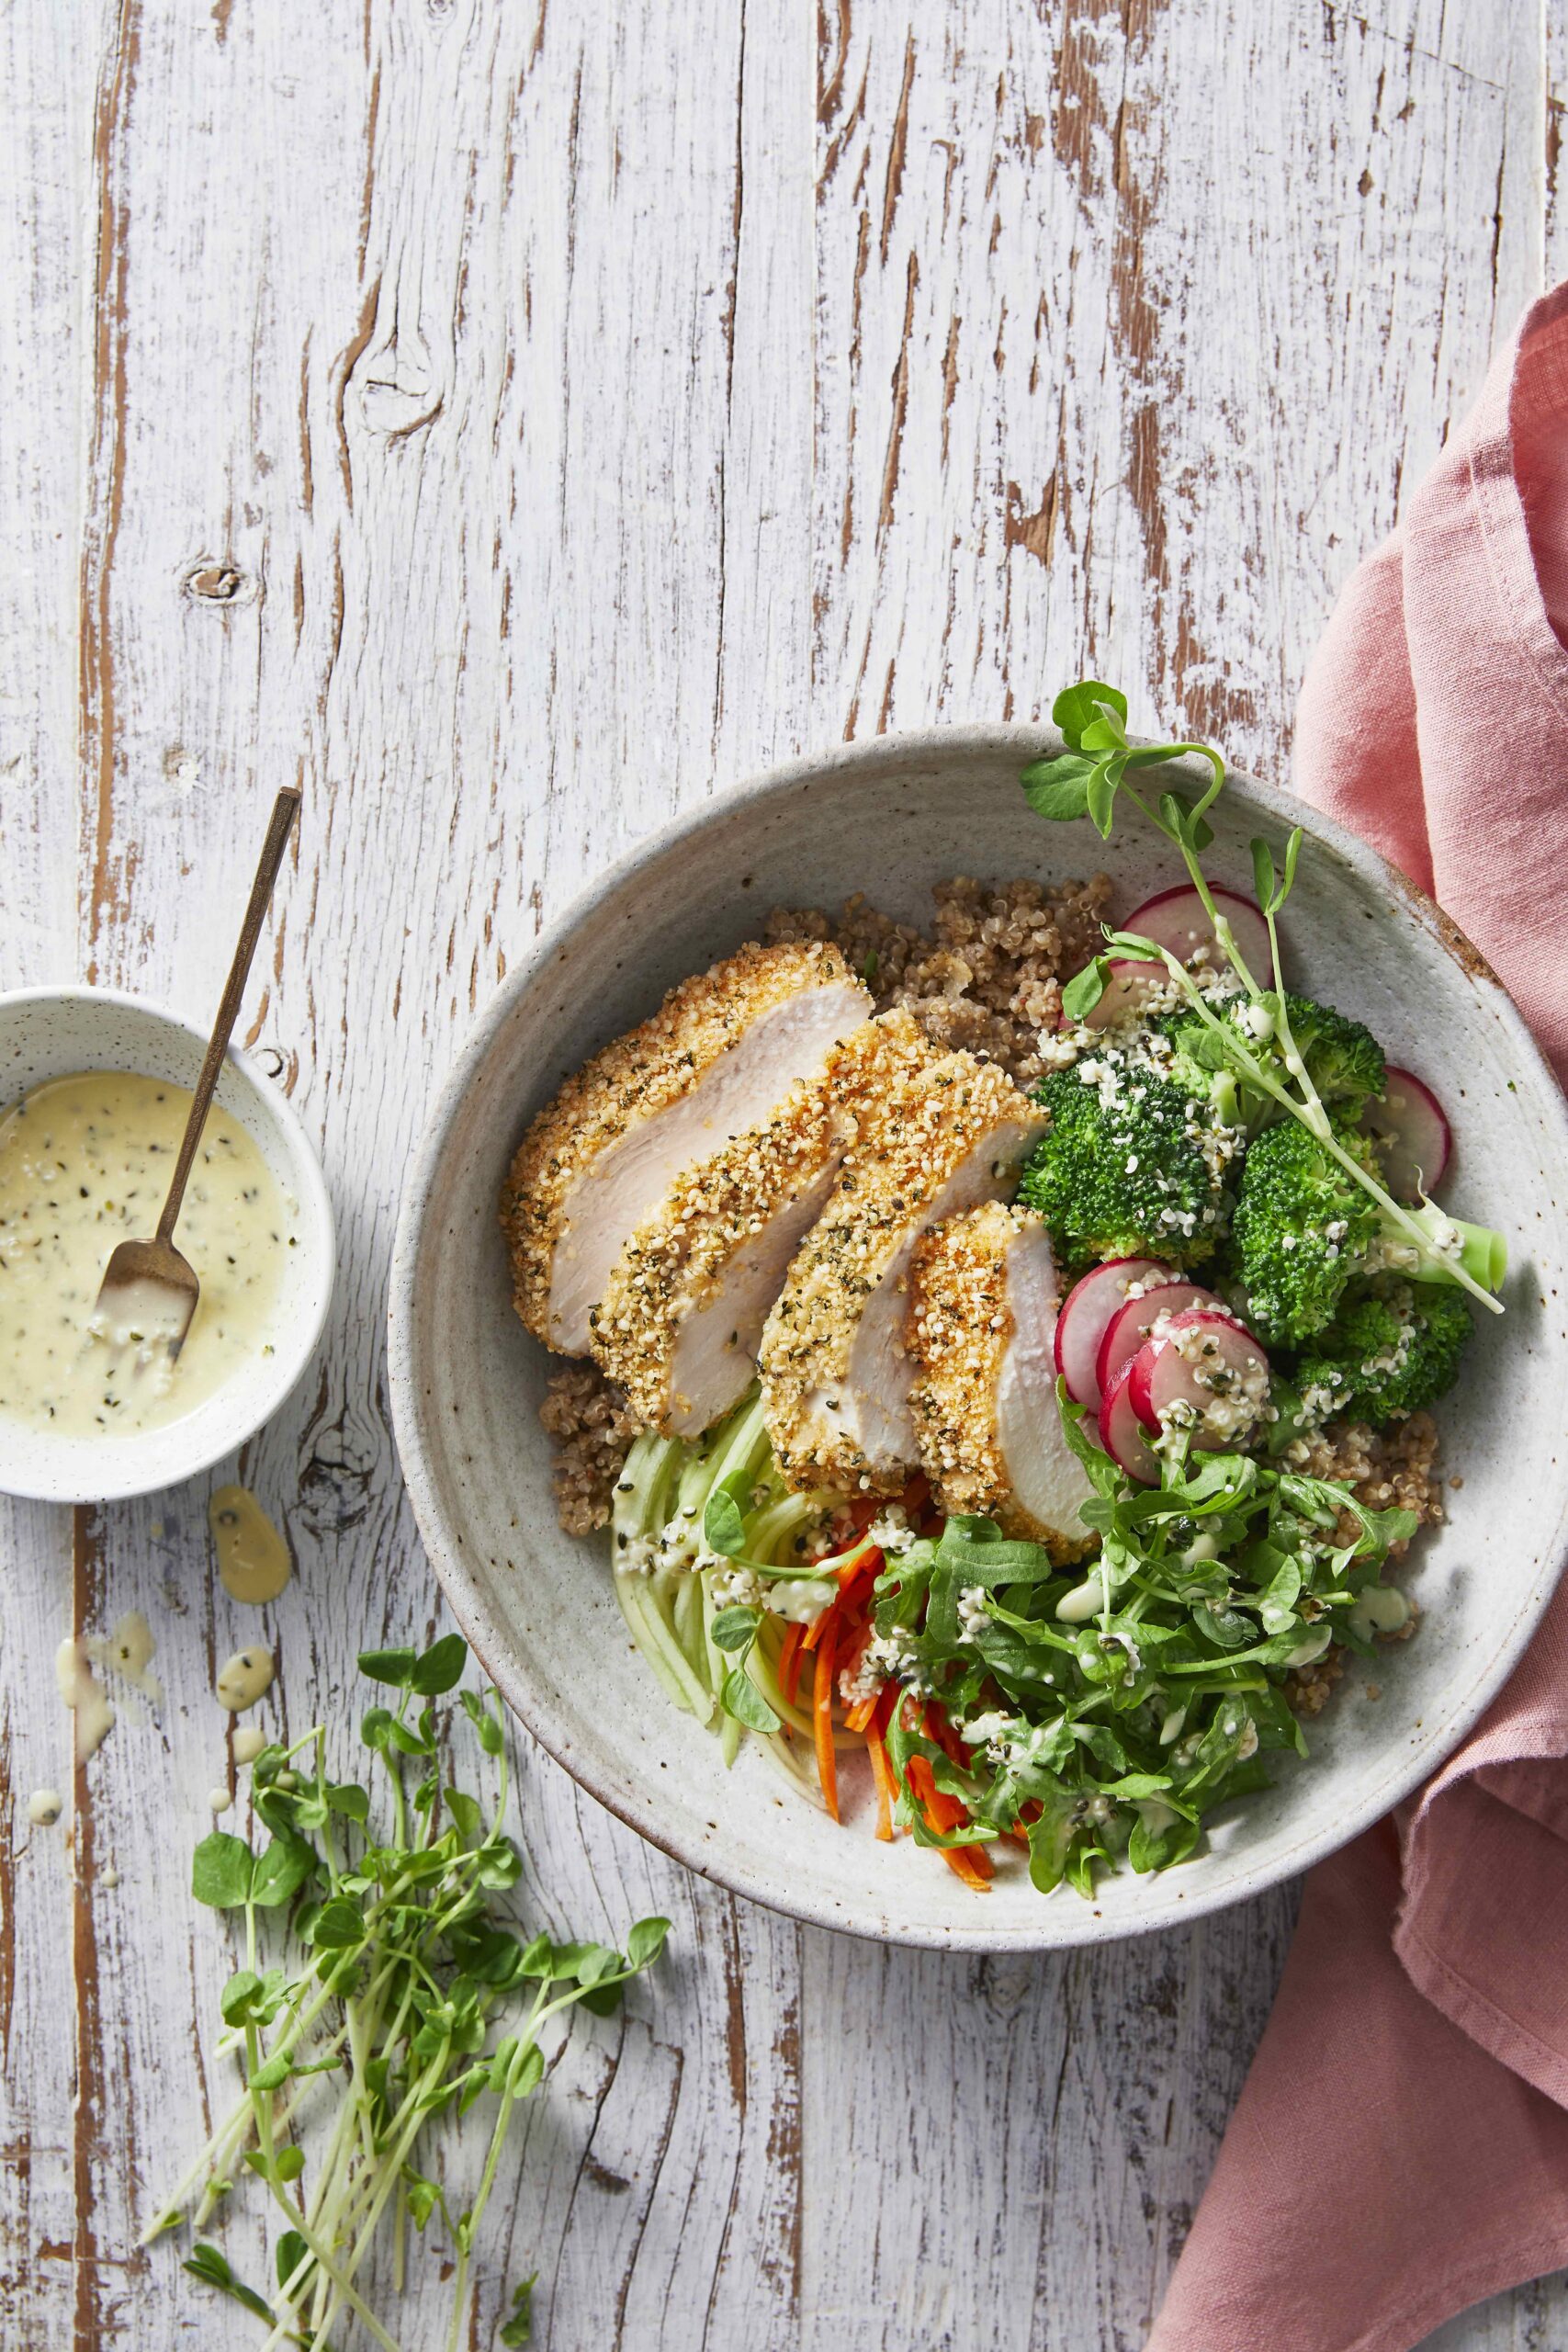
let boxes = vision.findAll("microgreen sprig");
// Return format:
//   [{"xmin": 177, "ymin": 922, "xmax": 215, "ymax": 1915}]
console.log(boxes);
[
  {"xmin": 148, "ymin": 1638, "xmax": 670, "ymax": 2352},
  {"xmin": 1025, "ymin": 681, "xmax": 1506, "ymax": 1315}
]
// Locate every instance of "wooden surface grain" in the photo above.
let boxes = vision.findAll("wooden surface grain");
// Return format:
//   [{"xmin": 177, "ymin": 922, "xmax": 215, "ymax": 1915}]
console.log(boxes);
[{"xmin": 2, "ymin": 4, "xmax": 1566, "ymax": 2346}]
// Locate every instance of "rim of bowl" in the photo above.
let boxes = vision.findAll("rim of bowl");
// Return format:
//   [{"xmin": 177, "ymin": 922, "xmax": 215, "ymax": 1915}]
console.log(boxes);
[
  {"xmin": 389, "ymin": 721, "xmax": 1568, "ymax": 1949},
  {"xmin": 0, "ymin": 982, "xmax": 335, "ymax": 1505}
]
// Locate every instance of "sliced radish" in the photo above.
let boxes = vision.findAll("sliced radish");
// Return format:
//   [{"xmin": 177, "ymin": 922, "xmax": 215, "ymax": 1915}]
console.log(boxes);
[
  {"xmin": 1069, "ymin": 958, "xmax": 1165, "ymax": 1034},
  {"xmin": 1101, "ymin": 1358, "xmax": 1161, "ymax": 1483},
  {"xmin": 1055, "ymin": 1255, "xmax": 1172, "ymax": 1409},
  {"xmin": 1360, "ymin": 1066, "xmax": 1450, "ymax": 1202},
  {"xmin": 1127, "ymin": 1310, "xmax": 1270, "ymax": 1449},
  {"xmin": 1094, "ymin": 1278, "xmax": 1229, "ymax": 1408},
  {"xmin": 1122, "ymin": 883, "xmax": 1275, "ymax": 987}
]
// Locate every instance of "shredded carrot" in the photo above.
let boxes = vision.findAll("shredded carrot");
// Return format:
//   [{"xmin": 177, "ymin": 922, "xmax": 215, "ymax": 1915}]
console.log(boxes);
[
  {"xmin": 906, "ymin": 1752, "xmax": 994, "ymax": 1889},
  {"xmin": 836, "ymin": 1542, "xmax": 882, "ymax": 1592},
  {"xmin": 921, "ymin": 1702, "xmax": 969, "ymax": 1771},
  {"xmin": 813, "ymin": 1619, "xmax": 840, "ymax": 1822},
  {"xmin": 866, "ymin": 1732, "xmax": 897, "ymax": 1840},
  {"xmin": 840, "ymin": 1615, "xmax": 877, "ymax": 1732},
  {"xmin": 779, "ymin": 1619, "xmax": 807, "ymax": 1707}
]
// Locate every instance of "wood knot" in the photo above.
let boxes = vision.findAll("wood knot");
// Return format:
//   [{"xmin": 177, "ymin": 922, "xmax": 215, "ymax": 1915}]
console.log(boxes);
[{"xmin": 182, "ymin": 558, "xmax": 260, "ymax": 609}]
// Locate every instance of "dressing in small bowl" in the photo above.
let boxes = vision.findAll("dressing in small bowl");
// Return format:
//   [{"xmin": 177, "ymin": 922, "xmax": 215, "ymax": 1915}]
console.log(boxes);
[{"xmin": 0, "ymin": 989, "xmax": 334, "ymax": 1503}]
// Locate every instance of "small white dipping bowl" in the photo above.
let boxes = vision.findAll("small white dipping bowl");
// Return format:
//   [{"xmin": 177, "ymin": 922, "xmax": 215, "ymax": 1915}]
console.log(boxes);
[{"xmin": 0, "ymin": 987, "xmax": 334, "ymax": 1505}]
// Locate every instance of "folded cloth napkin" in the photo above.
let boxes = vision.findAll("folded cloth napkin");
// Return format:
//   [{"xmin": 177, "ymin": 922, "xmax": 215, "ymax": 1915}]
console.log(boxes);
[{"xmin": 1146, "ymin": 283, "xmax": 1568, "ymax": 2352}]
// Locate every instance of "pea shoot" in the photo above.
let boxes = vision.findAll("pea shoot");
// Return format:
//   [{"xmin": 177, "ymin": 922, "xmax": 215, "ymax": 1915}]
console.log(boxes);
[{"xmin": 144, "ymin": 1637, "xmax": 670, "ymax": 2350}]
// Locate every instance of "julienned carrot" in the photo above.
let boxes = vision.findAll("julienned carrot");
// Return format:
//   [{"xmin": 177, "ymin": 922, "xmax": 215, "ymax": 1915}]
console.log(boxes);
[
  {"xmin": 813, "ymin": 1618, "xmax": 840, "ymax": 1821},
  {"xmin": 838, "ymin": 1617, "xmax": 876, "ymax": 1730},
  {"xmin": 804, "ymin": 1548, "xmax": 880, "ymax": 1655},
  {"xmin": 866, "ymin": 1732, "xmax": 897, "ymax": 1841},
  {"xmin": 906, "ymin": 1754, "xmax": 994, "ymax": 1889},
  {"xmin": 779, "ymin": 1619, "xmax": 807, "ymax": 1706},
  {"xmin": 922, "ymin": 1702, "xmax": 969, "ymax": 1770}
]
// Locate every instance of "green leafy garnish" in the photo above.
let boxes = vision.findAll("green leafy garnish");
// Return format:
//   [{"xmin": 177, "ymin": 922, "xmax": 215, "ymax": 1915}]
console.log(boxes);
[
  {"xmin": 151, "ymin": 1639, "xmax": 670, "ymax": 2352},
  {"xmin": 1020, "ymin": 681, "xmax": 1506, "ymax": 1318}
]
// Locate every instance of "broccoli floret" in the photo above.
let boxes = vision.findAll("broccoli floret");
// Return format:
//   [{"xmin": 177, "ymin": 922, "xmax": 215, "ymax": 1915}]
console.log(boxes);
[
  {"xmin": 1232, "ymin": 1117, "xmax": 1505, "ymax": 1347},
  {"xmin": 1292, "ymin": 1283, "xmax": 1471, "ymax": 1426},
  {"xmin": 1230, "ymin": 1118, "xmax": 1381, "ymax": 1345},
  {"xmin": 1279, "ymin": 996, "xmax": 1385, "ymax": 1112},
  {"xmin": 1156, "ymin": 992, "xmax": 1384, "ymax": 1125},
  {"xmin": 1021, "ymin": 1063, "xmax": 1233, "ymax": 1273}
]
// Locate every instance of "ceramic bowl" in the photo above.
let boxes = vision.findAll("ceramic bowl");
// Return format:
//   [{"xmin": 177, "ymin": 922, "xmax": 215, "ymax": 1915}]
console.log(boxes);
[
  {"xmin": 389, "ymin": 726, "xmax": 1568, "ymax": 1951},
  {"xmin": 0, "ymin": 987, "xmax": 334, "ymax": 1505}
]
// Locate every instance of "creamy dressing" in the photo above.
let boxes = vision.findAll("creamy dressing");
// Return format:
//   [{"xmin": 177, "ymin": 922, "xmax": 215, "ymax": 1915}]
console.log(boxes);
[
  {"xmin": 55, "ymin": 1638, "xmax": 116, "ymax": 1761},
  {"xmin": 0, "ymin": 1070, "xmax": 293, "ymax": 1440},
  {"xmin": 1349, "ymin": 1583, "xmax": 1411, "ymax": 1643},
  {"xmin": 216, "ymin": 1646, "xmax": 275, "ymax": 1711},
  {"xmin": 209, "ymin": 1484, "xmax": 292, "ymax": 1604},
  {"xmin": 85, "ymin": 1609, "xmax": 162, "ymax": 1706}
]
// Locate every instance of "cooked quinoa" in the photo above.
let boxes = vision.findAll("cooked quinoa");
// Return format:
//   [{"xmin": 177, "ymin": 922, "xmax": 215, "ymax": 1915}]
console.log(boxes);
[
  {"xmin": 538, "ymin": 1363, "xmax": 640, "ymax": 1536},
  {"xmin": 764, "ymin": 873, "xmax": 1112, "ymax": 1087}
]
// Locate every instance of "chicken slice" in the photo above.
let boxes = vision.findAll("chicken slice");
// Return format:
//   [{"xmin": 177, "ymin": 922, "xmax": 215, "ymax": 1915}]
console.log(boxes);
[
  {"xmin": 502, "ymin": 941, "xmax": 873, "ymax": 1355},
  {"xmin": 908, "ymin": 1202, "xmax": 1095, "ymax": 1558},
  {"xmin": 760, "ymin": 1053, "xmax": 1045, "ymax": 1494},
  {"xmin": 592, "ymin": 1012, "xmax": 938, "ymax": 1437}
]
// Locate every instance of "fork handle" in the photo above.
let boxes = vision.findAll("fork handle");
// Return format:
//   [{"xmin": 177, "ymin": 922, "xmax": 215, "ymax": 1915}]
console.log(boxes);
[{"xmin": 155, "ymin": 786, "xmax": 302, "ymax": 1245}]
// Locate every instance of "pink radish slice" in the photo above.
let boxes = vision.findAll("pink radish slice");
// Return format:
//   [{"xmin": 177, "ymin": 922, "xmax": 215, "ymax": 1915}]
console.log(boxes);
[
  {"xmin": 1101, "ymin": 1360, "xmax": 1161, "ymax": 1482},
  {"xmin": 1127, "ymin": 1311, "xmax": 1270, "ymax": 1448},
  {"xmin": 1055, "ymin": 1255, "xmax": 1172, "ymax": 1409},
  {"xmin": 1094, "ymin": 1279, "xmax": 1229, "ymax": 1408},
  {"xmin": 1122, "ymin": 883, "xmax": 1275, "ymax": 987},
  {"xmin": 1360, "ymin": 1067, "xmax": 1450, "ymax": 1202},
  {"xmin": 1070, "ymin": 959, "xmax": 1165, "ymax": 1034}
]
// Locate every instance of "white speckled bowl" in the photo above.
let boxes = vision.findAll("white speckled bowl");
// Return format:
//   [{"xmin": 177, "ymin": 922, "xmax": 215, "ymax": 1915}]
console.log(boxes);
[
  {"xmin": 389, "ymin": 727, "xmax": 1568, "ymax": 1950},
  {"xmin": 0, "ymin": 988, "xmax": 335, "ymax": 1505}
]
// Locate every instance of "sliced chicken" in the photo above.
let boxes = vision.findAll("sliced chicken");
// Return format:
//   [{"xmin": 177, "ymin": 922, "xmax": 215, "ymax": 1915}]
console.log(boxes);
[
  {"xmin": 502, "ymin": 941, "xmax": 872, "ymax": 1355},
  {"xmin": 760, "ymin": 1052, "xmax": 1045, "ymax": 1494},
  {"xmin": 908, "ymin": 1202, "xmax": 1095, "ymax": 1558},
  {"xmin": 592, "ymin": 1012, "xmax": 937, "ymax": 1438}
]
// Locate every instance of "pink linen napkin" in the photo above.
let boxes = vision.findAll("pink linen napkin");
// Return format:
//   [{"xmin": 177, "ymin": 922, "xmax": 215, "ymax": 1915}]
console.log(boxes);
[{"xmin": 1146, "ymin": 283, "xmax": 1568, "ymax": 2352}]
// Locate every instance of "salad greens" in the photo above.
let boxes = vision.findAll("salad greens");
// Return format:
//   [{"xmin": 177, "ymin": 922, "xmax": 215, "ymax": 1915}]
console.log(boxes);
[
  {"xmin": 869, "ymin": 1400, "xmax": 1415, "ymax": 1894},
  {"xmin": 148, "ymin": 1638, "xmax": 669, "ymax": 2351}
]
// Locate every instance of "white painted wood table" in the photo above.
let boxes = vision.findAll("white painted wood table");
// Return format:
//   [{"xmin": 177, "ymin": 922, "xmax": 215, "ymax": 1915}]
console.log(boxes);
[{"xmin": 4, "ymin": 5, "xmax": 1567, "ymax": 2346}]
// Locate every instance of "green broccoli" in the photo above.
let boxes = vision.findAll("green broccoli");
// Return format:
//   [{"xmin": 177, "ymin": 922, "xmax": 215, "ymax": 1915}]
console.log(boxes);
[
  {"xmin": 1156, "ymin": 991, "xmax": 1384, "ymax": 1130},
  {"xmin": 1231, "ymin": 1118, "xmax": 1381, "ymax": 1344},
  {"xmin": 1292, "ymin": 1283, "xmax": 1471, "ymax": 1427},
  {"xmin": 1278, "ymin": 996, "xmax": 1386, "ymax": 1112},
  {"xmin": 1231, "ymin": 1117, "xmax": 1505, "ymax": 1349},
  {"xmin": 1021, "ymin": 1061, "xmax": 1234, "ymax": 1273}
]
